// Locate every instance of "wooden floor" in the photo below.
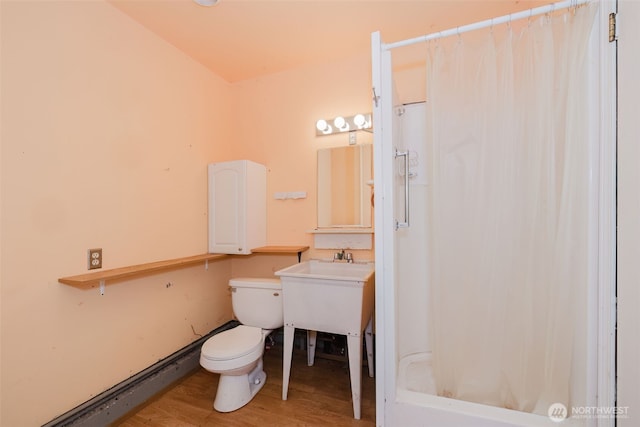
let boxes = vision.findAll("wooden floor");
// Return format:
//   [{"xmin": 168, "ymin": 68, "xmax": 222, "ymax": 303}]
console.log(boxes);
[{"xmin": 113, "ymin": 344, "xmax": 376, "ymax": 426}]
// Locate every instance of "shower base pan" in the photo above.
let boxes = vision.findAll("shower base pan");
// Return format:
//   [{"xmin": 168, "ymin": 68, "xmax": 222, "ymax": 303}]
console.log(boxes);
[{"xmin": 398, "ymin": 352, "xmax": 437, "ymax": 395}]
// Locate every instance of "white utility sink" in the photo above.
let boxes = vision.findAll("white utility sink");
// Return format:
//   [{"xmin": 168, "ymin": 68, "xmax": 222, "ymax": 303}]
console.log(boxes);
[
  {"xmin": 276, "ymin": 258, "xmax": 374, "ymax": 281},
  {"xmin": 275, "ymin": 259, "xmax": 375, "ymax": 420}
]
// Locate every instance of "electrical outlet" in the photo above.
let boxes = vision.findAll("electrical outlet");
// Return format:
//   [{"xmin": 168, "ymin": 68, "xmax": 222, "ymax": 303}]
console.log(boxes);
[{"xmin": 88, "ymin": 248, "xmax": 102, "ymax": 270}]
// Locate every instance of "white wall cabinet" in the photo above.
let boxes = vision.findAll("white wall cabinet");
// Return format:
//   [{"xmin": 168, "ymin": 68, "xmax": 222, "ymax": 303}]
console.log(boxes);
[{"xmin": 208, "ymin": 160, "xmax": 266, "ymax": 254}]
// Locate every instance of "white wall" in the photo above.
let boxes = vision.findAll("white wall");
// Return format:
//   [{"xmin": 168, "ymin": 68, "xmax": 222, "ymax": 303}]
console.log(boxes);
[
  {"xmin": 616, "ymin": 2, "xmax": 640, "ymax": 425},
  {"xmin": 396, "ymin": 103, "xmax": 430, "ymax": 358}
]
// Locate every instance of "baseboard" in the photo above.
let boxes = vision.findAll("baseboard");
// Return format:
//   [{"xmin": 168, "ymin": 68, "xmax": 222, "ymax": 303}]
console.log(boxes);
[{"xmin": 43, "ymin": 321, "xmax": 239, "ymax": 427}]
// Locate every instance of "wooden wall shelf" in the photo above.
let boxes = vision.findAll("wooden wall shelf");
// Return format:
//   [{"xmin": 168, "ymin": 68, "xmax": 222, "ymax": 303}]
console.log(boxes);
[
  {"xmin": 251, "ymin": 245, "xmax": 309, "ymax": 262},
  {"xmin": 58, "ymin": 246, "xmax": 310, "ymax": 287},
  {"xmin": 58, "ymin": 253, "xmax": 229, "ymax": 287}
]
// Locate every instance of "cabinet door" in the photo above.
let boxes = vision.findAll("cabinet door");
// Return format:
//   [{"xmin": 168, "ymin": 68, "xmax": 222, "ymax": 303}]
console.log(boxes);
[{"xmin": 208, "ymin": 161, "xmax": 246, "ymax": 254}]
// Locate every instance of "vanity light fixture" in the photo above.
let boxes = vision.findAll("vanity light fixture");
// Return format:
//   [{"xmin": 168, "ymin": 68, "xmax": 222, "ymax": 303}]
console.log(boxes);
[{"xmin": 315, "ymin": 113, "xmax": 372, "ymax": 136}]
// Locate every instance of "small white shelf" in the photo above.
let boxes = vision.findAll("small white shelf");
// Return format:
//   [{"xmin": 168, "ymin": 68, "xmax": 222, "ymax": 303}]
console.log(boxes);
[
  {"xmin": 307, "ymin": 229, "xmax": 374, "ymax": 250},
  {"xmin": 308, "ymin": 228, "xmax": 373, "ymax": 234}
]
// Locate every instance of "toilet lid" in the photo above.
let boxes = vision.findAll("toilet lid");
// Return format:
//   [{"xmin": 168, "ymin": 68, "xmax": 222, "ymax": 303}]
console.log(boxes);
[{"xmin": 201, "ymin": 325, "xmax": 263, "ymax": 361}]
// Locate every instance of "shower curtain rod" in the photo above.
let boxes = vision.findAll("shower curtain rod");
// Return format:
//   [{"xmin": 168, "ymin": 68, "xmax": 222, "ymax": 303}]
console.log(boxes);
[{"xmin": 384, "ymin": 0, "xmax": 590, "ymax": 50}]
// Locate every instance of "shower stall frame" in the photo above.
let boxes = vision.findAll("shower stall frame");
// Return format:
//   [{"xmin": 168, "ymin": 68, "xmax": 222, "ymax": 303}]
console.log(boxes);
[{"xmin": 371, "ymin": 1, "xmax": 618, "ymax": 426}]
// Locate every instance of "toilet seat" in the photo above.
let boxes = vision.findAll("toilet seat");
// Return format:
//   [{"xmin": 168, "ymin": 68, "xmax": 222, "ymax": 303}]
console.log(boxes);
[
  {"xmin": 202, "ymin": 325, "xmax": 263, "ymax": 360},
  {"xmin": 200, "ymin": 325, "xmax": 264, "ymax": 372}
]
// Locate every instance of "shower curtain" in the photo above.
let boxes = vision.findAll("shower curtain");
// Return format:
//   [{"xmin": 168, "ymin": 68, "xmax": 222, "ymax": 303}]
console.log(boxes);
[{"xmin": 426, "ymin": 3, "xmax": 598, "ymax": 415}]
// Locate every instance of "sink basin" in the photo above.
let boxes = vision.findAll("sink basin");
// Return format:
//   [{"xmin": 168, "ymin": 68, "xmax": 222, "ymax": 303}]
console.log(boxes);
[
  {"xmin": 275, "ymin": 259, "xmax": 374, "ymax": 335},
  {"xmin": 276, "ymin": 259, "xmax": 375, "ymax": 420},
  {"xmin": 275, "ymin": 259, "xmax": 374, "ymax": 282}
]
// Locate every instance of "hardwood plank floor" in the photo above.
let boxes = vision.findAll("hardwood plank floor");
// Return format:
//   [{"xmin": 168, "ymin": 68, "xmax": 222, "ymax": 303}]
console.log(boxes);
[{"xmin": 113, "ymin": 343, "xmax": 376, "ymax": 426}]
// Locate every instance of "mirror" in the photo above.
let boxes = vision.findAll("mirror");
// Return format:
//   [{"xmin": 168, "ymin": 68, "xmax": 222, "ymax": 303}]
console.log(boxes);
[{"xmin": 317, "ymin": 144, "xmax": 373, "ymax": 228}]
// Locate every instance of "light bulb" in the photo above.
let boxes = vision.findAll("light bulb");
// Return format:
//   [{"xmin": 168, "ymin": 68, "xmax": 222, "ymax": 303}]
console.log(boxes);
[
  {"xmin": 333, "ymin": 116, "xmax": 350, "ymax": 132},
  {"xmin": 354, "ymin": 114, "xmax": 366, "ymax": 128},
  {"xmin": 316, "ymin": 119, "xmax": 329, "ymax": 132}
]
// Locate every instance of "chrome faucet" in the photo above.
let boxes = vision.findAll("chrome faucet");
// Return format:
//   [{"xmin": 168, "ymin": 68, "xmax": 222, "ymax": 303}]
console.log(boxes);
[{"xmin": 334, "ymin": 250, "xmax": 354, "ymax": 263}]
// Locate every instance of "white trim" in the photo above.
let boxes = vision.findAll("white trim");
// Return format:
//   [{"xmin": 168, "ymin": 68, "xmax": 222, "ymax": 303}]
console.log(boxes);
[
  {"xmin": 371, "ymin": 30, "xmax": 384, "ymax": 427},
  {"xmin": 595, "ymin": 2, "xmax": 618, "ymax": 425},
  {"xmin": 372, "ymin": 29, "xmax": 397, "ymax": 426}
]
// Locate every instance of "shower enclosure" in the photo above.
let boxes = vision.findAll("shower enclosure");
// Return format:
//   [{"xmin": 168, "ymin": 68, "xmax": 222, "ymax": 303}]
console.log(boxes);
[{"xmin": 372, "ymin": 1, "xmax": 617, "ymax": 426}]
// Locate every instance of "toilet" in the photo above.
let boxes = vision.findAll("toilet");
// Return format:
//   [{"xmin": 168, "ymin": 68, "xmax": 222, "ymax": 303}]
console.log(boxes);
[{"xmin": 200, "ymin": 277, "xmax": 283, "ymax": 412}]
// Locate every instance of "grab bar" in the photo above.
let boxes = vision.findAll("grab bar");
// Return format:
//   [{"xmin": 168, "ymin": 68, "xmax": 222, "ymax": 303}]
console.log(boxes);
[{"xmin": 395, "ymin": 149, "xmax": 410, "ymax": 229}]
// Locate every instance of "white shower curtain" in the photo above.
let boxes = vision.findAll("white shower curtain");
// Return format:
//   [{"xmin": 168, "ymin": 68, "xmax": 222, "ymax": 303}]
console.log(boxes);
[{"xmin": 426, "ymin": 3, "xmax": 597, "ymax": 415}]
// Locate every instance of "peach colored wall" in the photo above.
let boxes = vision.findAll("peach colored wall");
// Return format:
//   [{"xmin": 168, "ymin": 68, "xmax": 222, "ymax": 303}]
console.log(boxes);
[
  {"xmin": 0, "ymin": 1, "xmax": 234, "ymax": 425},
  {"xmin": 230, "ymin": 54, "xmax": 375, "ymax": 261},
  {"xmin": 0, "ymin": 2, "xmax": 378, "ymax": 424}
]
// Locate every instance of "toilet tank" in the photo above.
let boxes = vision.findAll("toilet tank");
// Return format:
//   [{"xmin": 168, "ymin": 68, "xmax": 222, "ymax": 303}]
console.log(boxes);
[{"xmin": 230, "ymin": 278, "xmax": 283, "ymax": 330}]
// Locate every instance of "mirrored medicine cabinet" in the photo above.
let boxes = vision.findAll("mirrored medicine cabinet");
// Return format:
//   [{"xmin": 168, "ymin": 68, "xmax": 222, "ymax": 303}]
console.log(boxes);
[{"xmin": 317, "ymin": 144, "xmax": 373, "ymax": 229}]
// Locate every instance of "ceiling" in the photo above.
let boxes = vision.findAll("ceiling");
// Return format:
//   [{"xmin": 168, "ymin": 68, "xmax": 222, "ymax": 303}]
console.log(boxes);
[{"xmin": 109, "ymin": 0, "xmax": 550, "ymax": 83}]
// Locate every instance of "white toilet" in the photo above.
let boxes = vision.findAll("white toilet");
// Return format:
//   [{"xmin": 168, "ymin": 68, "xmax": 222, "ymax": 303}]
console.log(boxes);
[{"xmin": 200, "ymin": 277, "xmax": 283, "ymax": 412}]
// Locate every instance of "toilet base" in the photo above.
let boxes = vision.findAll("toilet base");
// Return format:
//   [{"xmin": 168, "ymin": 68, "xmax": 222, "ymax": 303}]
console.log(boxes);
[{"xmin": 213, "ymin": 358, "xmax": 266, "ymax": 412}]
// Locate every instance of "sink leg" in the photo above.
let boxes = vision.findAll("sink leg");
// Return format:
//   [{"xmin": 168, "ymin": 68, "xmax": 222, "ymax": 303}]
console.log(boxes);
[
  {"xmin": 307, "ymin": 330, "xmax": 317, "ymax": 366},
  {"xmin": 282, "ymin": 325, "xmax": 295, "ymax": 401},
  {"xmin": 346, "ymin": 333, "xmax": 362, "ymax": 420},
  {"xmin": 365, "ymin": 316, "xmax": 374, "ymax": 377}
]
